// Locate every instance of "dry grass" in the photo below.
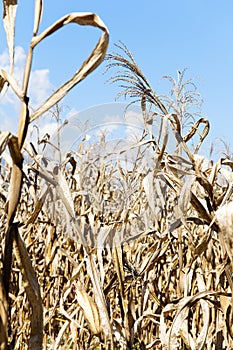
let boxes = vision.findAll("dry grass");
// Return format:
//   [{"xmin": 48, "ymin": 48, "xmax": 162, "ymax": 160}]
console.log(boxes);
[
  {"xmin": 1, "ymin": 2, "xmax": 233, "ymax": 350},
  {"xmin": 2, "ymin": 91, "xmax": 233, "ymax": 349}
]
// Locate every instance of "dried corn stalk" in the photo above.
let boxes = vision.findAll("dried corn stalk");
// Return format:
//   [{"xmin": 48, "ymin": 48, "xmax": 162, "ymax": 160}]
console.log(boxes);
[{"xmin": 0, "ymin": 1, "xmax": 109, "ymax": 349}]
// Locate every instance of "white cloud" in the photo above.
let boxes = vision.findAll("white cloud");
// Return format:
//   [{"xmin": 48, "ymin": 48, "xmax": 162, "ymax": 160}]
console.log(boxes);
[
  {"xmin": 125, "ymin": 110, "xmax": 144, "ymax": 127},
  {"xmin": 29, "ymin": 69, "xmax": 53, "ymax": 107},
  {"xmin": 0, "ymin": 50, "xmax": 10, "ymax": 66},
  {"xmin": 14, "ymin": 46, "xmax": 26, "ymax": 65},
  {"xmin": 0, "ymin": 45, "xmax": 54, "ymax": 132}
]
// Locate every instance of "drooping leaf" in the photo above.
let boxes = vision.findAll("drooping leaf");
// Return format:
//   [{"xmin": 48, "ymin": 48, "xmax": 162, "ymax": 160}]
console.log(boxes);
[
  {"xmin": 167, "ymin": 291, "xmax": 228, "ymax": 350},
  {"xmin": 0, "ymin": 68, "xmax": 24, "ymax": 99},
  {"xmin": 29, "ymin": 12, "xmax": 109, "ymax": 122}
]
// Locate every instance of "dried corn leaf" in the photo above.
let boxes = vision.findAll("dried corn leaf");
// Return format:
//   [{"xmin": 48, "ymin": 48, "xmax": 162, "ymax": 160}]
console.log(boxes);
[
  {"xmin": 222, "ymin": 158, "xmax": 233, "ymax": 171},
  {"xmin": 157, "ymin": 115, "xmax": 169, "ymax": 162},
  {"xmin": 54, "ymin": 308, "xmax": 79, "ymax": 349},
  {"xmin": 86, "ymin": 256, "xmax": 113, "ymax": 341},
  {"xmin": 166, "ymin": 154, "xmax": 194, "ymax": 175},
  {"xmin": 13, "ymin": 227, "xmax": 43, "ymax": 349},
  {"xmin": 0, "ymin": 131, "xmax": 11, "ymax": 155},
  {"xmin": 167, "ymin": 291, "xmax": 227, "ymax": 350},
  {"xmin": 178, "ymin": 175, "xmax": 195, "ymax": 218},
  {"xmin": 0, "ymin": 69, "xmax": 24, "ymax": 99},
  {"xmin": 194, "ymin": 230, "xmax": 212, "ymax": 257},
  {"xmin": 0, "ymin": 276, "xmax": 7, "ymax": 350},
  {"xmin": 142, "ymin": 171, "xmax": 155, "ymax": 213},
  {"xmin": 30, "ymin": 12, "xmax": 109, "ymax": 122},
  {"xmin": 139, "ymin": 240, "xmax": 170, "ymax": 275},
  {"xmin": 195, "ymin": 271, "xmax": 210, "ymax": 350},
  {"xmin": 25, "ymin": 186, "xmax": 50, "ymax": 225},
  {"xmin": 183, "ymin": 118, "xmax": 210, "ymax": 154},
  {"xmin": 220, "ymin": 295, "xmax": 233, "ymax": 338},
  {"xmin": 75, "ymin": 283, "xmax": 102, "ymax": 335},
  {"xmin": 208, "ymin": 159, "xmax": 221, "ymax": 185},
  {"xmin": 7, "ymin": 136, "xmax": 23, "ymax": 225},
  {"xmin": 112, "ymin": 240, "xmax": 125, "ymax": 324},
  {"xmin": 2, "ymin": 0, "xmax": 17, "ymax": 73},
  {"xmin": 179, "ymin": 324, "xmax": 195, "ymax": 349},
  {"xmin": 190, "ymin": 191, "xmax": 213, "ymax": 224},
  {"xmin": 33, "ymin": 0, "xmax": 43, "ymax": 36},
  {"xmin": 56, "ymin": 169, "xmax": 75, "ymax": 218},
  {"xmin": 17, "ymin": 97, "xmax": 30, "ymax": 149}
]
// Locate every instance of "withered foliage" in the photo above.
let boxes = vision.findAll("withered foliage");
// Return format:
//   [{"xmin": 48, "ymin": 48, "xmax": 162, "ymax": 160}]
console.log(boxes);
[{"xmin": 1, "ymin": 2, "xmax": 233, "ymax": 350}]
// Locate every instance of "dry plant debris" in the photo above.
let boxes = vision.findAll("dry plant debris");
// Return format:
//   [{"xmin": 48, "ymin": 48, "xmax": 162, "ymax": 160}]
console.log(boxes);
[{"xmin": 0, "ymin": 2, "xmax": 233, "ymax": 350}]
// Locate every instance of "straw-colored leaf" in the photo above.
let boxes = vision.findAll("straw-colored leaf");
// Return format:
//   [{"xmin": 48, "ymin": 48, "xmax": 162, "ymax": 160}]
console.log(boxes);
[
  {"xmin": 2, "ymin": 0, "xmax": 18, "ymax": 73},
  {"xmin": 139, "ymin": 240, "xmax": 170, "ymax": 275},
  {"xmin": 33, "ymin": 0, "xmax": 43, "ymax": 36},
  {"xmin": 25, "ymin": 186, "xmax": 50, "ymax": 226},
  {"xmin": 168, "ymin": 291, "xmax": 227, "ymax": 350},
  {"xmin": 195, "ymin": 271, "xmax": 210, "ymax": 350},
  {"xmin": 56, "ymin": 169, "xmax": 76, "ymax": 218},
  {"xmin": 178, "ymin": 175, "xmax": 195, "ymax": 218},
  {"xmin": 17, "ymin": 97, "xmax": 30, "ymax": 149},
  {"xmin": 0, "ymin": 131, "xmax": 11, "ymax": 155},
  {"xmin": 0, "ymin": 277, "xmax": 8, "ymax": 350},
  {"xmin": 86, "ymin": 256, "xmax": 113, "ymax": 341},
  {"xmin": 75, "ymin": 283, "xmax": 102, "ymax": 335},
  {"xmin": 30, "ymin": 12, "xmax": 109, "ymax": 122},
  {"xmin": 157, "ymin": 115, "xmax": 169, "ymax": 162},
  {"xmin": 219, "ymin": 295, "xmax": 233, "ymax": 337},
  {"xmin": 7, "ymin": 136, "xmax": 23, "ymax": 225},
  {"xmin": 0, "ymin": 69, "xmax": 24, "ymax": 99},
  {"xmin": 142, "ymin": 171, "xmax": 155, "ymax": 213},
  {"xmin": 13, "ymin": 226, "xmax": 43, "ymax": 349},
  {"xmin": 183, "ymin": 118, "xmax": 210, "ymax": 154}
]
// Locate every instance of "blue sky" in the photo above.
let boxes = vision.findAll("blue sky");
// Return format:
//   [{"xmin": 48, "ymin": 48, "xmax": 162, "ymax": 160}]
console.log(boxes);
[{"xmin": 0, "ymin": 0, "xmax": 233, "ymax": 156}]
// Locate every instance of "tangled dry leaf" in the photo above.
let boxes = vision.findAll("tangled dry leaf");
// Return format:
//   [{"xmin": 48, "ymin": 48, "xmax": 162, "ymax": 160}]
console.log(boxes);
[{"xmin": 1, "ymin": 5, "xmax": 233, "ymax": 349}]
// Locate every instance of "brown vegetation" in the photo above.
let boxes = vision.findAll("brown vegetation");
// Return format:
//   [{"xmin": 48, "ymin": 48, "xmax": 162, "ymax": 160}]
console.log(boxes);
[{"xmin": 1, "ymin": 2, "xmax": 233, "ymax": 350}]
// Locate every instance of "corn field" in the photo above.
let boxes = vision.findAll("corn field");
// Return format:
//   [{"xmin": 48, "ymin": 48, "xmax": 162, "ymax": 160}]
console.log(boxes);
[{"xmin": 1, "ymin": 1, "xmax": 233, "ymax": 349}]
